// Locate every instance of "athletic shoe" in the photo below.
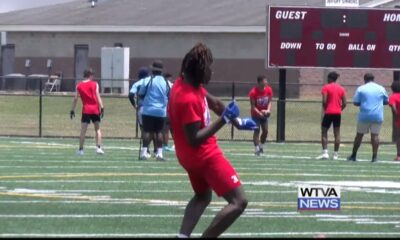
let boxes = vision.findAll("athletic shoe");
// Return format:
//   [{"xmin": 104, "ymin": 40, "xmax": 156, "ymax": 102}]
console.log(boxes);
[
  {"xmin": 259, "ymin": 147, "xmax": 264, "ymax": 154},
  {"xmin": 163, "ymin": 145, "xmax": 175, "ymax": 152},
  {"xmin": 347, "ymin": 155, "xmax": 357, "ymax": 162},
  {"xmin": 96, "ymin": 147, "xmax": 104, "ymax": 155},
  {"xmin": 255, "ymin": 150, "xmax": 261, "ymax": 156},
  {"xmin": 371, "ymin": 157, "xmax": 378, "ymax": 163},
  {"xmin": 156, "ymin": 154, "xmax": 166, "ymax": 161},
  {"xmin": 316, "ymin": 153, "xmax": 329, "ymax": 160},
  {"xmin": 332, "ymin": 153, "xmax": 339, "ymax": 160},
  {"xmin": 76, "ymin": 150, "xmax": 84, "ymax": 156},
  {"xmin": 139, "ymin": 152, "xmax": 151, "ymax": 161}
]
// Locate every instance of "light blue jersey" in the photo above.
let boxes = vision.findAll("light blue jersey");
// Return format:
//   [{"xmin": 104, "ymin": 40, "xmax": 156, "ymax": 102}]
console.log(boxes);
[
  {"xmin": 129, "ymin": 79, "xmax": 145, "ymax": 107},
  {"xmin": 138, "ymin": 75, "xmax": 172, "ymax": 118},
  {"xmin": 353, "ymin": 82, "xmax": 389, "ymax": 123}
]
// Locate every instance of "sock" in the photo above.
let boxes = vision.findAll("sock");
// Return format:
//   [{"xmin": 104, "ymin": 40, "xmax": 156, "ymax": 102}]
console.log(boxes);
[
  {"xmin": 255, "ymin": 145, "xmax": 260, "ymax": 151},
  {"xmin": 260, "ymin": 143, "xmax": 265, "ymax": 149},
  {"xmin": 97, "ymin": 145, "xmax": 101, "ymax": 149},
  {"xmin": 141, "ymin": 147, "xmax": 148, "ymax": 156},
  {"xmin": 322, "ymin": 149, "xmax": 328, "ymax": 154},
  {"xmin": 333, "ymin": 151, "xmax": 338, "ymax": 155},
  {"xmin": 176, "ymin": 233, "xmax": 189, "ymax": 238},
  {"xmin": 157, "ymin": 148, "xmax": 163, "ymax": 157},
  {"xmin": 79, "ymin": 147, "xmax": 83, "ymax": 151}
]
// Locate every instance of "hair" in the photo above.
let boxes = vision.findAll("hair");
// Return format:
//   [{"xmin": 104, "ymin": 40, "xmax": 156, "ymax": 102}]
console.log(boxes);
[
  {"xmin": 137, "ymin": 67, "xmax": 150, "ymax": 79},
  {"xmin": 180, "ymin": 42, "xmax": 213, "ymax": 87},
  {"xmin": 83, "ymin": 68, "xmax": 94, "ymax": 78},
  {"xmin": 391, "ymin": 80, "xmax": 400, "ymax": 93},
  {"xmin": 364, "ymin": 73, "xmax": 374, "ymax": 82},
  {"xmin": 257, "ymin": 75, "xmax": 267, "ymax": 83},
  {"xmin": 327, "ymin": 71, "xmax": 339, "ymax": 82}
]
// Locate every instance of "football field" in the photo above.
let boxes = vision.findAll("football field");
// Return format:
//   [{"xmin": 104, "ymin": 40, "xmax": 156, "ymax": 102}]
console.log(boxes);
[{"xmin": 0, "ymin": 137, "xmax": 399, "ymax": 238}]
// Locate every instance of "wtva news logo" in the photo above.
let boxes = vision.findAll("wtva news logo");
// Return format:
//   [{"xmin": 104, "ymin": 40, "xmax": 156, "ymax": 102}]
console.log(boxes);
[{"xmin": 298, "ymin": 185, "xmax": 341, "ymax": 211}]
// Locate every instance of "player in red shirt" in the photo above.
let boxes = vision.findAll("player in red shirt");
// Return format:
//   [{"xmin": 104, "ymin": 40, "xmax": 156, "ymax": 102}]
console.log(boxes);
[
  {"xmin": 168, "ymin": 43, "xmax": 248, "ymax": 238},
  {"xmin": 248, "ymin": 75, "xmax": 273, "ymax": 156},
  {"xmin": 389, "ymin": 80, "xmax": 400, "ymax": 161},
  {"xmin": 70, "ymin": 68, "xmax": 104, "ymax": 155},
  {"xmin": 316, "ymin": 71, "xmax": 346, "ymax": 160}
]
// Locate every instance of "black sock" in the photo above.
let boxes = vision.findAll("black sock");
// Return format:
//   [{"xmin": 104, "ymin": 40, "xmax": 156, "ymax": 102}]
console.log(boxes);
[
  {"xmin": 97, "ymin": 145, "xmax": 101, "ymax": 148},
  {"xmin": 79, "ymin": 147, "xmax": 83, "ymax": 151}
]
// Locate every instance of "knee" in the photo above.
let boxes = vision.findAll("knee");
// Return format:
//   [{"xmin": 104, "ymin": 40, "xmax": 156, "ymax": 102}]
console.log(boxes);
[
  {"xmin": 195, "ymin": 191, "xmax": 212, "ymax": 205},
  {"xmin": 233, "ymin": 197, "xmax": 248, "ymax": 213}
]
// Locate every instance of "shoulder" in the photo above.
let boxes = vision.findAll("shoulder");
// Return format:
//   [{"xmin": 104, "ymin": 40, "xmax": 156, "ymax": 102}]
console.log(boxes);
[{"xmin": 249, "ymin": 87, "xmax": 256, "ymax": 95}]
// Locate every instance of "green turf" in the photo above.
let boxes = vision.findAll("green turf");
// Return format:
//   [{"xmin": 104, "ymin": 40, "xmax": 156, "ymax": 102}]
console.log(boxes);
[
  {"xmin": 0, "ymin": 137, "xmax": 399, "ymax": 238},
  {"xmin": 0, "ymin": 95, "xmax": 395, "ymax": 142}
]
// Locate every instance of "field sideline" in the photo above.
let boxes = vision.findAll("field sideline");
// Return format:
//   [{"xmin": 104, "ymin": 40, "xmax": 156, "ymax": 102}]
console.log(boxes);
[{"xmin": 0, "ymin": 137, "xmax": 399, "ymax": 238}]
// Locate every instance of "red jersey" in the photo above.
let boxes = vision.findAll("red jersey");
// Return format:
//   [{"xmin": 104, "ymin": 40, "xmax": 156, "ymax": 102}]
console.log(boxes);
[
  {"xmin": 168, "ymin": 77, "xmax": 223, "ymax": 170},
  {"xmin": 248, "ymin": 86, "xmax": 273, "ymax": 117},
  {"xmin": 76, "ymin": 80, "xmax": 100, "ymax": 115},
  {"xmin": 321, "ymin": 82, "xmax": 346, "ymax": 114},
  {"xmin": 389, "ymin": 93, "xmax": 400, "ymax": 127}
]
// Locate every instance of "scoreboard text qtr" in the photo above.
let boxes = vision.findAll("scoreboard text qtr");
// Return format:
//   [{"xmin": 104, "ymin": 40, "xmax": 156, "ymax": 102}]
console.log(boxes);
[{"xmin": 267, "ymin": 6, "xmax": 400, "ymax": 69}]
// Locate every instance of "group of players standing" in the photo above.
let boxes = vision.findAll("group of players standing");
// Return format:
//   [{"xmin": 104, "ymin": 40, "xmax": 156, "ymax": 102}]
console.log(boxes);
[
  {"xmin": 68, "ymin": 42, "xmax": 400, "ymax": 238},
  {"xmin": 316, "ymin": 71, "xmax": 400, "ymax": 162}
]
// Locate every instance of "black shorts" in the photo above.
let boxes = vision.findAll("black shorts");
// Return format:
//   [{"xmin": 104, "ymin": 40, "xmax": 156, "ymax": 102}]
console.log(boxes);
[
  {"xmin": 321, "ymin": 114, "xmax": 341, "ymax": 129},
  {"xmin": 81, "ymin": 114, "xmax": 101, "ymax": 124},
  {"xmin": 142, "ymin": 114, "xmax": 166, "ymax": 133}
]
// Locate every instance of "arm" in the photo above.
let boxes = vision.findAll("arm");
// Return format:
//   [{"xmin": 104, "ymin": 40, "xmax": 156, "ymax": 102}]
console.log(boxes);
[
  {"xmin": 71, "ymin": 87, "xmax": 79, "ymax": 112},
  {"xmin": 183, "ymin": 119, "xmax": 225, "ymax": 147},
  {"xmin": 390, "ymin": 103, "xmax": 398, "ymax": 119},
  {"xmin": 96, "ymin": 83, "xmax": 104, "ymax": 110},
  {"xmin": 341, "ymin": 95, "xmax": 347, "ymax": 111},
  {"xmin": 206, "ymin": 93, "xmax": 225, "ymax": 116},
  {"xmin": 250, "ymin": 98, "xmax": 263, "ymax": 118},
  {"xmin": 322, "ymin": 93, "xmax": 327, "ymax": 110},
  {"xmin": 128, "ymin": 92, "xmax": 137, "ymax": 109}
]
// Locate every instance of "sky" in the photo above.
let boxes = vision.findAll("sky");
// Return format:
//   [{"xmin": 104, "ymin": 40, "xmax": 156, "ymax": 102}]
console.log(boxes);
[{"xmin": 0, "ymin": 0, "xmax": 76, "ymax": 13}]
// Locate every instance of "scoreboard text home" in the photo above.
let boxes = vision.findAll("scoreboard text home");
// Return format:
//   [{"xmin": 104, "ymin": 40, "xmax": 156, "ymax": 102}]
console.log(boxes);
[{"xmin": 267, "ymin": 6, "xmax": 400, "ymax": 69}]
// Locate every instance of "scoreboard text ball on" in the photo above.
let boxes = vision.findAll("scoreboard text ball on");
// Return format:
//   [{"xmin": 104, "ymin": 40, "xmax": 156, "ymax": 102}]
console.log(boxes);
[{"xmin": 267, "ymin": 6, "xmax": 400, "ymax": 69}]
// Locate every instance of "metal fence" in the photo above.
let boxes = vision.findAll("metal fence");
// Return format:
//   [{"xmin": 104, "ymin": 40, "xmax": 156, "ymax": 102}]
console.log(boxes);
[{"xmin": 0, "ymin": 76, "xmax": 395, "ymax": 143}]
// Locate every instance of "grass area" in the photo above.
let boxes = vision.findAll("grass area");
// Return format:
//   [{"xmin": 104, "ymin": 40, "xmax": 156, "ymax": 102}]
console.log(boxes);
[
  {"xmin": 0, "ymin": 137, "xmax": 399, "ymax": 237},
  {"xmin": 0, "ymin": 94, "xmax": 395, "ymax": 142}
]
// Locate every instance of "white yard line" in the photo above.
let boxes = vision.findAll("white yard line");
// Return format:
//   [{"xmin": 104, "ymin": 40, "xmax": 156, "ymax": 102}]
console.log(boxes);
[{"xmin": 1, "ymin": 232, "xmax": 400, "ymax": 237}]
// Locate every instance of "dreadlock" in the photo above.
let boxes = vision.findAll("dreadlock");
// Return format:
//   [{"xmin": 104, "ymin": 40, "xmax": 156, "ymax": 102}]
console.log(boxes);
[{"xmin": 180, "ymin": 42, "xmax": 213, "ymax": 87}]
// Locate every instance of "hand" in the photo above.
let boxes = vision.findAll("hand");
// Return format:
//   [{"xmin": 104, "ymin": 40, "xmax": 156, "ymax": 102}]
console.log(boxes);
[
  {"xmin": 222, "ymin": 101, "xmax": 240, "ymax": 123},
  {"xmin": 70, "ymin": 110, "xmax": 75, "ymax": 119},
  {"xmin": 234, "ymin": 118, "xmax": 259, "ymax": 130},
  {"xmin": 100, "ymin": 108, "xmax": 104, "ymax": 118},
  {"xmin": 261, "ymin": 109, "xmax": 270, "ymax": 118}
]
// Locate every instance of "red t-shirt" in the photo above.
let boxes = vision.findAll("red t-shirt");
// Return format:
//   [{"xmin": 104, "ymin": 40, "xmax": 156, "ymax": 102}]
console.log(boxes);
[
  {"xmin": 76, "ymin": 80, "xmax": 100, "ymax": 115},
  {"xmin": 168, "ymin": 77, "xmax": 223, "ymax": 170},
  {"xmin": 321, "ymin": 82, "xmax": 346, "ymax": 114},
  {"xmin": 248, "ymin": 86, "xmax": 273, "ymax": 117},
  {"xmin": 389, "ymin": 93, "xmax": 400, "ymax": 127}
]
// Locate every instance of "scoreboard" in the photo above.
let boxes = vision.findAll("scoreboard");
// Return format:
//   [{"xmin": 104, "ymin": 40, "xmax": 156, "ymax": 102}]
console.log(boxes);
[{"xmin": 267, "ymin": 6, "xmax": 400, "ymax": 69}]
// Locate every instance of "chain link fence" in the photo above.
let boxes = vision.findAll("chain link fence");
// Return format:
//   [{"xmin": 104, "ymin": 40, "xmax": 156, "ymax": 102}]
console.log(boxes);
[{"xmin": 0, "ymin": 77, "xmax": 395, "ymax": 143}]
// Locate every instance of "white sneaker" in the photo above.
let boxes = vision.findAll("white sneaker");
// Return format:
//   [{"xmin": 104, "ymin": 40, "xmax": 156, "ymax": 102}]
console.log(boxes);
[
  {"xmin": 316, "ymin": 152, "xmax": 329, "ymax": 159},
  {"xmin": 76, "ymin": 150, "xmax": 84, "ymax": 156},
  {"xmin": 139, "ymin": 152, "xmax": 151, "ymax": 160},
  {"xmin": 96, "ymin": 147, "xmax": 104, "ymax": 155},
  {"xmin": 333, "ymin": 153, "xmax": 339, "ymax": 160},
  {"xmin": 156, "ymin": 154, "xmax": 166, "ymax": 161}
]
